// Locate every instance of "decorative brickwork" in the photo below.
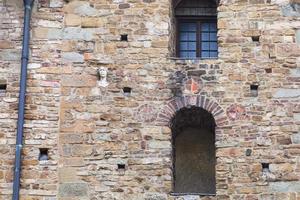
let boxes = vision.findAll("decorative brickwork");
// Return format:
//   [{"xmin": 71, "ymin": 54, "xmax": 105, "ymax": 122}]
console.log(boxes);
[{"xmin": 158, "ymin": 95, "xmax": 228, "ymax": 127}]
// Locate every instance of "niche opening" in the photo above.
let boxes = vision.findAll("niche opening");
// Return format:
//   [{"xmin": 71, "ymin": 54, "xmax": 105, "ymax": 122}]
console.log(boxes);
[
  {"xmin": 117, "ymin": 164, "xmax": 126, "ymax": 170},
  {"xmin": 246, "ymin": 149, "xmax": 252, "ymax": 156},
  {"xmin": 250, "ymin": 84, "xmax": 259, "ymax": 97},
  {"xmin": 261, "ymin": 163, "xmax": 269, "ymax": 171},
  {"xmin": 0, "ymin": 84, "xmax": 7, "ymax": 90},
  {"xmin": 39, "ymin": 148, "xmax": 49, "ymax": 161},
  {"xmin": 123, "ymin": 87, "xmax": 132, "ymax": 96},
  {"xmin": 251, "ymin": 36, "xmax": 260, "ymax": 42},
  {"xmin": 265, "ymin": 68, "xmax": 272, "ymax": 73},
  {"xmin": 120, "ymin": 34, "xmax": 128, "ymax": 41}
]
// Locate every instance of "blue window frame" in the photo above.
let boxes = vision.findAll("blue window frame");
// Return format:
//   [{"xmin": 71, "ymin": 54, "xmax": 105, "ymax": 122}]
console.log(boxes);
[{"xmin": 177, "ymin": 20, "xmax": 218, "ymax": 59}]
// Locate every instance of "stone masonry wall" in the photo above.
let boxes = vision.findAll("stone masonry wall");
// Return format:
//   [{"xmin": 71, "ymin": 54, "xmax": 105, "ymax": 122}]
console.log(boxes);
[{"xmin": 0, "ymin": 0, "xmax": 300, "ymax": 199}]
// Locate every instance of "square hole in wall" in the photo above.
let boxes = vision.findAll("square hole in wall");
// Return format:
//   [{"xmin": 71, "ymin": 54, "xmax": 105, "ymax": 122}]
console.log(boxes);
[
  {"xmin": 250, "ymin": 84, "xmax": 259, "ymax": 97},
  {"xmin": 0, "ymin": 82, "xmax": 7, "ymax": 96},
  {"xmin": 251, "ymin": 36, "xmax": 260, "ymax": 42},
  {"xmin": 123, "ymin": 87, "xmax": 132, "ymax": 96},
  {"xmin": 39, "ymin": 148, "xmax": 49, "ymax": 161},
  {"xmin": 0, "ymin": 83, "xmax": 7, "ymax": 91},
  {"xmin": 117, "ymin": 164, "xmax": 126, "ymax": 170},
  {"xmin": 261, "ymin": 163, "xmax": 269, "ymax": 171},
  {"xmin": 120, "ymin": 34, "xmax": 128, "ymax": 41},
  {"xmin": 265, "ymin": 68, "xmax": 272, "ymax": 73},
  {"xmin": 246, "ymin": 149, "xmax": 252, "ymax": 156}
]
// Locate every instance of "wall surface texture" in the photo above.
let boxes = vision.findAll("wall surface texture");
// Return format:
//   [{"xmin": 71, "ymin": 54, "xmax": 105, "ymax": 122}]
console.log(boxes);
[{"xmin": 0, "ymin": 0, "xmax": 300, "ymax": 199}]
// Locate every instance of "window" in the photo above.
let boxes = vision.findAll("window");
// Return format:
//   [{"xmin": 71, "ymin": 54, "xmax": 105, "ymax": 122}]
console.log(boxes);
[
  {"xmin": 175, "ymin": 0, "xmax": 218, "ymax": 59},
  {"xmin": 170, "ymin": 106, "xmax": 216, "ymax": 195}
]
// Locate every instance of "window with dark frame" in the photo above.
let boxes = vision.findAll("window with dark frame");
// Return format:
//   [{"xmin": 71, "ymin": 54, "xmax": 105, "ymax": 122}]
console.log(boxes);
[{"xmin": 175, "ymin": 0, "xmax": 218, "ymax": 59}]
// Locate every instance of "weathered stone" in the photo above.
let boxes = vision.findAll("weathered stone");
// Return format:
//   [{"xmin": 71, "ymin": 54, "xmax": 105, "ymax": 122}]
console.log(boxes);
[
  {"xmin": 269, "ymin": 181, "xmax": 300, "ymax": 192},
  {"xmin": 296, "ymin": 29, "xmax": 300, "ymax": 45},
  {"xmin": 63, "ymin": 27, "xmax": 96, "ymax": 41},
  {"xmin": 50, "ymin": 0, "xmax": 63, "ymax": 8},
  {"xmin": 281, "ymin": 4, "xmax": 300, "ymax": 17},
  {"xmin": 269, "ymin": 163, "xmax": 293, "ymax": 173},
  {"xmin": 119, "ymin": 3, "xmax": 130, "ymax": 9},
  {"xmin": 64, "ymin": 14, "xmax": 81, "ymax": 27},
  {"xmin": 61, "ymin": 75, "xmax": 96, "ymax": 87},
  {"xmin": 276, "ymin": 44, "xmax": 300, "ymax": 57},
  {"xmin": 273, "ymin": 89, "xmax": 300, "ymax": 98},
  {"xmin": 59, "ymin": 183, "xmax": 88, "ymax": 197},
  {"xmin": 0, "ymin": 49, "xmax": 21, "ymax": 61},
  {"xmin": 291, "ymin": 132, "xmax": 300, "ymax": 144},
  {"xmin": 290, "ymin": 68, "xmax": 300, "ymax": 77},
  {"xmin": 33, "ymin": 27, "xmax": 62, "ymax": 39},
  {"xmin": 63, "ymin": 1, "xmax": 110, "ymax": 16},
  {"xmin": 148, "ymin": 141, "xmax": 170, "ymax": 149},
  {"xmin": 58, "ymin": 167, "xmax": 78, "ymax": 182},
  {"xmin": 81, "ymin": 17, "xmax": 104, "ymax": 28},
  {"xmin": 61, "ymin": 52, "xmax": 84, "ymax": 63},
  {"xmin": 0, "ymin": 40, "xmax": 13, "ymax": 49}
]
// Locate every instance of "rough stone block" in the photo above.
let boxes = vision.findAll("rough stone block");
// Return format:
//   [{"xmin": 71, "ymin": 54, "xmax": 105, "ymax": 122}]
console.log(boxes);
[
  {"xmin": 58, "ymin": 183, "xmax": 88, "ymax": 197},
  {"xmin": 64, "ymin": 14, "xmax": 81, "ymax": 27},
  {"xmin": 290, "ymin": 68, "xmax": 300, "ymax": 77},
  {"xmin": 63, "ymin": 1, "xmax": 99, "ymax": 16},
  {"xmin": 71, "ymin": 144, "xmax": 93, "ymax": 156},
  {"xmin": 269, "ymin": 181, "xmax": 300, "ymax": 192},
  {"xmin": 281, "ymin": 4, "xmax": 300, "ymax": 17},
  {"xmin": 0, "ymin": 40, "xmax": 13, "ymax": 49},
  {"xmin": 62, "ymin": 52, "xmax": 84, "ymax": 63},
  {"xmin": 58, "ymin": 167, "xmax": 78, "ymax": 183},
  {"xmin": 63, "ymin": 27, "xmax": 96, "ymax": 41},
  {"xmin": 33, "ymin": 27, "xmax": 62, "ymax": 39},
  {"xmin": 294, "ymin": 113, "xmax": 300, "ymax": 120},
  {"xmin": 296, "ymin": 29, "xmax": 300, "ymax": 45},
  {"xmin": 61, "ymin": 75, "xmax": 96, "ymax": 87},
  {"xmin": 276, "ymin": 44, "xmax": 299, "ymax": 57},
  {"xmin": 81, "ymin": 17, "xmax": 103, "ymax": 28},
  {"xmin": 50, "ymin": 0, "xmax": 63, "ymax": 8},
  {"xmin": 0, "ymin": 49, "xmax": 21, "ymax": 61},
  {"xmin": 269, "ymin": 163, "xmax": 293, "ymax": 173},
  {"xmin": 148, "ymin": 141, "xmax": 170, "ymax": 149},
  {"xmin": 291, "ymin": 133, "xmax": 300, "ymax": 144},
  {"xmin": 273, "ymin": 89, "xmax": 300, "ymax": 98}
]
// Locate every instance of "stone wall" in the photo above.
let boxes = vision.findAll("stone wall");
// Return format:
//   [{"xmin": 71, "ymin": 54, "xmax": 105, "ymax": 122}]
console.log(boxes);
[{"xmin": 0, "ymin": 0, "xmax": 300, "ymax": 199}]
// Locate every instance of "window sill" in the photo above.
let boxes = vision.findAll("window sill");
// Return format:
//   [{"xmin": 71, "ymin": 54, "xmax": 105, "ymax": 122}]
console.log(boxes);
[
  {"xmin": 170, "ymin": 192, "xmax": 216, "ymax": 196},
  {"xmin": 167, "ymin": 56, "xmax": 221, "ymax": 65},
  {"xmin": 168, "ymin": 57, "xmax": 218, "ymax": 60}
]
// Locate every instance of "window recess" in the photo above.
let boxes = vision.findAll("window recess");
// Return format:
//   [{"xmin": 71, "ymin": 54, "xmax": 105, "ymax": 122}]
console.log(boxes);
[{"xmin": 175, "ymin": 0, "xmax": 218, "ymax": 59}]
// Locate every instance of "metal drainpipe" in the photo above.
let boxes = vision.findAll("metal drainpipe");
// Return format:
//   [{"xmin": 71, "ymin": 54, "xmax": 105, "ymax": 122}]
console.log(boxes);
[{"xmin": 12, "ymin": 0, "xmax": 34, "ymax": 199}]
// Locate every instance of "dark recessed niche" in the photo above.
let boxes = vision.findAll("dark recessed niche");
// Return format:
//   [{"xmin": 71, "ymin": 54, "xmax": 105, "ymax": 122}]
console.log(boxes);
[
  {"xmin": 0, "ymin": 84, "xmax": 7, "ymax": 91},
  {"xmin": 246, "ymin": 149, "xmax": 252, "ymax": 156},
  {"xmin": 123, "ymin": 87, "xmax": 132, "ymax": 96},
  {"xmin": 250, "ymin": 84, "xmax": 259, "ymax": 97},
  {"xmin": 261, "ymin": 163, "xmax": 269, "ymax": 171},
  {"xmin": 39, "ymin": 148, "xmax": 49, "ymax": 161},
  {"xmin": 120, "ymin": 34, "xmax": 128, "ymax": 41},
  {"xmin": 265, "ymin": 68, "xmax": 272, "ymax": 73},
  {"xmin": 117, "ymin": 164, "xmax": 126, "ymax": 170},
  {"xmin": 251, "ymin": 36, "xmax": 260, "ymax": 42}
]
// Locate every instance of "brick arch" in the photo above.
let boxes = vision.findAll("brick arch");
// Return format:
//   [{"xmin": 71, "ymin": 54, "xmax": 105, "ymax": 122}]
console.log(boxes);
[{"xmin": 157, "ymin": 95, "xmax": 228, "ymax": 127}]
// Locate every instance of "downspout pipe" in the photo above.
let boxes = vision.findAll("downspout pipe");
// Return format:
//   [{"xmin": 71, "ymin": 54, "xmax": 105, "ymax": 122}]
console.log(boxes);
[{"xmin": 12, "ymin": 0, "xmax": 34, "ymax": 199}]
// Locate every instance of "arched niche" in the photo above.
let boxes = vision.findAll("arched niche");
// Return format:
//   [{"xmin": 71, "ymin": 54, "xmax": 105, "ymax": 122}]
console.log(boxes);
[{"xmin": 170, "ymin": 106, "xmax": 216, "ymax": 194}]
